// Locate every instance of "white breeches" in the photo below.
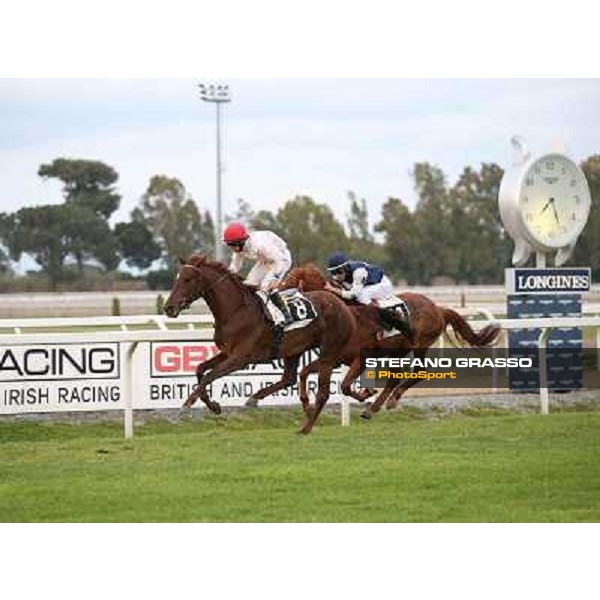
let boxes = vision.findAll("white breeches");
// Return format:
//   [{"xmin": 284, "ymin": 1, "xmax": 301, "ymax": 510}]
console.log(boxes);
[
  {"xmin": 245, "ymin": 258, "xmax": 292, "ymax": 292},
  {"xmin": 356, "ymin": 275, "xmax": 394, "ymax": 304}
]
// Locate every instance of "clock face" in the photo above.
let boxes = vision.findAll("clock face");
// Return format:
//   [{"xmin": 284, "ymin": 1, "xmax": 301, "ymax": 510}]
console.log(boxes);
[{"xmin": 518, "ymin": 154, "xmax": 591, "ymax": 249}]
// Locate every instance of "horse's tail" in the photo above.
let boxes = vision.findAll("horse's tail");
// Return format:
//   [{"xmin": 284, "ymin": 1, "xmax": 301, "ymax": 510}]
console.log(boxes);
[
  {"xmin": 442, "ymin": 308, "xmax": 500, "ymax": 347},
  {"xmin": 376, "ymin": 307, "xmax": 413, "ymax": 342}
]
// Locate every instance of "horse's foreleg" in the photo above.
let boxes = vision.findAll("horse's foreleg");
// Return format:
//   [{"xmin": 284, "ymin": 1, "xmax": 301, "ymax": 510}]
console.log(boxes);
[
  {"xmin": 341, "ymin": 357, "xmax": 376, "ymax": 402},
  {"xmin": 245, "ymin": 355, "xmax": 301, "ymax": 407},
  {"xmin": 299, "ymin": 362, "xmax": 335, "ymax": 435},
  {"xmin": 182, "ymin": 354, "xmax": 250, "ymax": 414},
  {"xmin": 298, "ymin": 359, "xmax": 321, "ymax": 416},
  {"xmin": 194, "ymin": 351, "xmax": 228, "ymax": 387}
]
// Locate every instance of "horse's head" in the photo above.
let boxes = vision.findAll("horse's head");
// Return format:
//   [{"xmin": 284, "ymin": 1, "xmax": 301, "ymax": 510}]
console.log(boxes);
[
  {"xmin": 164, "ymin": 255, "xmax": 209, "ymax": 318},
  {"xmin": 279, "ymin": 264, "xmax": 328, "ymax": 293}
]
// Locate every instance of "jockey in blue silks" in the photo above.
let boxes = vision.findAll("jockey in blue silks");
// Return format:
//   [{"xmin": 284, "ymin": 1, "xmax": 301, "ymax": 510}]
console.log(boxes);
[
  {"xmin": 324, "ymin": 251, "xmax": 393, "ymax": 304},
  {"xmin": 324, "ymin": 251, "xmax": 412, "ymax": 340}
]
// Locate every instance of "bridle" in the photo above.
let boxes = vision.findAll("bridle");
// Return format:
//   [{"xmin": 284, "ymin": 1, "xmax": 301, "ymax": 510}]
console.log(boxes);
[{"xmin": 177, "ymin": 263, "xmax": 230, "ymax": 309}]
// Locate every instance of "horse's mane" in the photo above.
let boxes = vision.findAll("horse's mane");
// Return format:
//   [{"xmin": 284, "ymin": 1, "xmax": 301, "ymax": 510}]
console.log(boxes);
[
  {"xmin": 186, "ymin": 253, "xmax": 259, "ymax": 301},
  {"xmin": 289, "ymin": 263, "xmax": 327, "ymax": 280}
]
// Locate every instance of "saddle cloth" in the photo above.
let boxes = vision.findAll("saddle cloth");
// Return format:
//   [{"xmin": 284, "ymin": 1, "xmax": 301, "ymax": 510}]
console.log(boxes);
[
  {"xmin": 257, "ymin": 290, "xmax": 318, "ymax": 331},
  {"xmin": 374, "ymin": 295, "xmax": 410, "ymax": 318},
  {"xmin": 372, "ymin": 295, "xmax": 410, "ymax": 339}
]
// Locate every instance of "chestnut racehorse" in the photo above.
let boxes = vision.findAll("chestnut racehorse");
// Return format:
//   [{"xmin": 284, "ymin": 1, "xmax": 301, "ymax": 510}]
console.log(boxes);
[
  {"xmin": 280, "ymin": 264, "xmax": 500, "ymax": 419},
  {"xmin": 163, "ymin": 254, "xmax": 357, "ymax": 434}
]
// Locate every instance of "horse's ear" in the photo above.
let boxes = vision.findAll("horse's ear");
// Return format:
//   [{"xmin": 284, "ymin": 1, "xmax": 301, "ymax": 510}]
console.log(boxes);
[
  {"xmin": 178, "ymin": 256, "xmax": 185, "ymax": 266},
  {"xmin": 298, "ymin": 279, "xmax": 305, "ymax": 292}
]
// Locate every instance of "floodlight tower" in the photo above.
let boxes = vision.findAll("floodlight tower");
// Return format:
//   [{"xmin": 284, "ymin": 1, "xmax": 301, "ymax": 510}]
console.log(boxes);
[{"xmin": 198, "ymin": 81, "xmax": 231, "ymax": 262}]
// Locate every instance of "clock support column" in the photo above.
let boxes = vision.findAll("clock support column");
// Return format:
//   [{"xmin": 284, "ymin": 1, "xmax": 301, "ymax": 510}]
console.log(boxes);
[
  {"xmin": 535, "ymin": 252, "xmax": 546, "ymax": 268},
  {"xmin": 506, "ymin": 267, "xmax": 589, "ymax": 393}
]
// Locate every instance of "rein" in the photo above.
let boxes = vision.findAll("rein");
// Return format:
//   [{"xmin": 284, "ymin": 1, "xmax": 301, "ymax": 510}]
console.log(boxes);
[{"xmin": 180, "ymin": 263, "xmax": 230, "ymax": 305}]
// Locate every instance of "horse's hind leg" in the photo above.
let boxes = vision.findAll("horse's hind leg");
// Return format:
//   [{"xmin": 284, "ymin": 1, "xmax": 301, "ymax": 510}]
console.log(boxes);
[
  {"xmin": 360, "ymin": 378, "xmax": 397, "ymax": 420},
  {"xmin": 385, "ymin": 347, "xmax": 430, "ymax": 410},
  {"xmin": 361, "ymin": 347, "xmax": 431, "ymax": 419},
  {"xmin": 245, "ymin": 355, "xmax": 301, "ymax": 407}
]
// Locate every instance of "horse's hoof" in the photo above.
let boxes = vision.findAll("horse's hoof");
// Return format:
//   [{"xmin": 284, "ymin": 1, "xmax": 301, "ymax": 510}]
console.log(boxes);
[
  {"xmin": 245, "ymin": 396, "xmax": 259, "ymax": 408},
  {"xmin": 360, "ymin": 411, "xmax": 372, "ymax": 421},
  {"xmin": 183, "ymin": 395, "xmax": 198, "ymax": 409},
  {"xmin": 357, "ymin": 390, "xmax": 372, "ymax": 403},
  {"xmin": 386, "ymin": 400, "xmax": 398, "ymax": 411},
  {"xmin": 209, "ymin": 401, "xmax": 222, "ymax": 415},
  {"xmin": 179, "ymin": 405, "xmax": 192, "ymax": 418},
  {"xmin": 297, "ymin": 425, "xmax": 312, "ymax": 435}
]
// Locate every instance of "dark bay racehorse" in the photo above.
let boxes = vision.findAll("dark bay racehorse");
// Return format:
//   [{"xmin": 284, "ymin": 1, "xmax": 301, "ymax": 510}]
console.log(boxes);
[
  {"xmin": 280, "ymin": 264, "xmax": 500, "ymax": 419},
  {"xmin": 163, "ymin": 254, "xmax": 356, "ymax": 434}
]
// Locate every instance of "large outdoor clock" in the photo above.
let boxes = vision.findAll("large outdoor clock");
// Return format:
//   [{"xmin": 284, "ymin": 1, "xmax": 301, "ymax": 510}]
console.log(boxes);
[{"xmin": 498, "ymin": 137, "xmax": 591, "ymax": 266}]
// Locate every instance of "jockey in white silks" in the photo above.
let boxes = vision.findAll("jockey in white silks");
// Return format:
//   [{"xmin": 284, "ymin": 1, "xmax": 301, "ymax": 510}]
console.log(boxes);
[{"xmin": 223, "ymin": 222, "xmax": 293, "ymax": 331}]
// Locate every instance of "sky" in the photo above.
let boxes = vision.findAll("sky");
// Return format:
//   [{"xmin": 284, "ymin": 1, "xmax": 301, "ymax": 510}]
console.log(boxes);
[{"xmin": 1, "ymin": 78, "xmax": 600, "ymax": 235}]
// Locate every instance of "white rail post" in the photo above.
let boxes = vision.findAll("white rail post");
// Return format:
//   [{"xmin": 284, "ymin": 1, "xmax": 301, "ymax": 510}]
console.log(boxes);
[
  {"xmin": 538, "ymin": 328, "xmax": 552, "ymax": 415},
  {"xmin": 340, "ymin": 365, "xmax": 351, "ymax": 427},
  {"xmin": 341, "ymin": 398, "xmax": 351, "ymax": 427},
  {"xmin": 596, "ymin": 327, "xmax": 600, "ymax": 372},
  {"xmin": 123, "ymin": 342, "xmax": 139, "ymax": 439}
]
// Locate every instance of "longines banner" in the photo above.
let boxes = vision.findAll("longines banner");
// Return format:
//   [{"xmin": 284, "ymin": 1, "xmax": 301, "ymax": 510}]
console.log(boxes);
[
  {"xmin": 506, "ymin": 267, "xmax": 591, "ymax": 294},
  {"xmin": 0, "ymin": 341, "xmax": 346, "ymax": 414}
]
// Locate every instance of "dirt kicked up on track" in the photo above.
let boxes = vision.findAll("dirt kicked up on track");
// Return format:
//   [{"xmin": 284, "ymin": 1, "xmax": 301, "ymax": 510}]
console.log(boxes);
[{"xmin": 1, "ymin": 403, "xmax": 600, "ymax": 523}]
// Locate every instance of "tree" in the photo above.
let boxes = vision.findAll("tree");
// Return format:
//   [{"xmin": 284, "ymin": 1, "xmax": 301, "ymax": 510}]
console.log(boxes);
[
  {"xmin": 346, "ymin": 192, "xmax": 372, "ymax": 243},
  {"xmin": 225, "ymin": 198, "xmax": 255, "ymax": 224},
  {"xmin": 450, "ymin": 163, "xmax": 508, "ymax": 283},
  {"xmin": 345, "ymin": 191, "xmax": 386, "ymax": 267},
  {"xmin": 37, "ymin": 158, "xmax": 121, "ymax": 275},
  {"xmin": 250, "ymin": 209, "xmax": 282, "ymax": 234},
  {"xmin": 114, "ymin": 220, "xmax": 162, "ymax": 270},
  {"xmin": 135, "ymin": 175, "xmax": 215, "ymax": 269},
  {"xmin": 574, "ymin": 155, "xmax": 600, "ymax": 277},
  {"xmin": 275, "ymin": 196, "xmax": 348, "ymax": 267},
  {"xmin": 62, "ymin": 204, "xmax": 120, "ymax": 273},
  {"xmin": 8, "ymin": 205, "xmax": 72, "ymax": 289},
  {"xmin": 38, "ymin": 158, "xmax": 121, "ymax": 219},
  {"xmin": 376, "ymin": 197, "xmax": 420, "ymax": 283},
  {"xmin": 411, "ymin": 162, "xmax": 458, "ymax": 283},
  {"xmin": 198, "ymin": 210, "xmax": 216, "ymax": 256},
  {"xmin": 0, "ymin": 213, "xmax": 14, "ymax": 276}
]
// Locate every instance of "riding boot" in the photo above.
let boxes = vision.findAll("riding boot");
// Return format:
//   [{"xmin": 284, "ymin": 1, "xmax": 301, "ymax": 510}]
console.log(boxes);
[
  {"xmin": 382, "ymin": 307, "xmax": 414, "ymax": 344},
  {"xmin": 269, "ymin": 291, "xmax": 294, "ymax": 326},
  {"xmin": 268, "ymin": 291, "xmax": 292, "ymax": 358}
]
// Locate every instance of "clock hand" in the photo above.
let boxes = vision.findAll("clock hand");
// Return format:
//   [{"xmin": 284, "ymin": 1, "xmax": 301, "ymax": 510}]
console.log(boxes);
[
  {"xmin": 552, "ymin": 202, "xmax": 560, "ymax": 224},
  {"xmin": 541, "ymin": 199, "xmax": 552, "ymax": 214}
]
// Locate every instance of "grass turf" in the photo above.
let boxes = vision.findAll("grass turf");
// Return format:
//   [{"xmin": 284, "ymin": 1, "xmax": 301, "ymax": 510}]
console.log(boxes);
[{"xmin": 1, "ymin": 407, "xmax": 599, "ymax": 522}]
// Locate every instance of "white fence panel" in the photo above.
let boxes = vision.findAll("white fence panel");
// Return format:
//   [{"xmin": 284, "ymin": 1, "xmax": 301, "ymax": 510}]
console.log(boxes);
[{"xmin": 2, "ymin": 314, "xmax": 600, "ymax": 437}]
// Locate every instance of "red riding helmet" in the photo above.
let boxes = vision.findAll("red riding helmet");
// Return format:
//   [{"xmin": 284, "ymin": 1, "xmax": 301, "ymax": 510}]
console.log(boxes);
[{"xmin": 222, "ymin": 222, "xmax": 249, "ymax": 244}]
